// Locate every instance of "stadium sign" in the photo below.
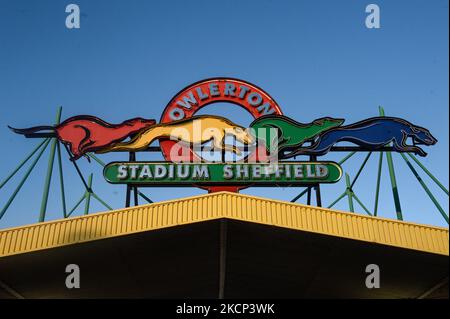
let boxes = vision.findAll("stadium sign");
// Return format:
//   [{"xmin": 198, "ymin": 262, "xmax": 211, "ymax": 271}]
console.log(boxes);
[
  {"xmin": 10, "ymin": 78, "xmax": 437, "ymax": 192},
  {"xmin": 103, "ymin": 162, "xmax": 342, "ymax": 186}
]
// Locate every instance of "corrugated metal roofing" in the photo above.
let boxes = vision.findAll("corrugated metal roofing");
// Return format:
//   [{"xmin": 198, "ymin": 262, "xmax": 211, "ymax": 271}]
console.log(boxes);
[{"xmin": 0, "ymin": 191, "xmax": 448, "ymax": 257}]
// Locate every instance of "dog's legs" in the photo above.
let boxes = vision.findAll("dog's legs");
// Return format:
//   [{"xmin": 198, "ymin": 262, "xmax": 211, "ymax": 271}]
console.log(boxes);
[{"xmin": 392, "ymin": 132, "xmax": 426, "ymax": 156}]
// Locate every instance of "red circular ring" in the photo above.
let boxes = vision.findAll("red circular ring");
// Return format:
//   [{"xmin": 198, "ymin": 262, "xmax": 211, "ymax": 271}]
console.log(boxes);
[{"xmin": 159, "ymin": 77, "xmax": 283, "ymax": 192}]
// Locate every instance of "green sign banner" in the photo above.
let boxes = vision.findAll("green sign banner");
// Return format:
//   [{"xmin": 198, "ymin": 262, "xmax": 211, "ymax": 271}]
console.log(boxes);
[{"xmin": 103, "ymin": 162, "xmax": 342, "ymax": 186}]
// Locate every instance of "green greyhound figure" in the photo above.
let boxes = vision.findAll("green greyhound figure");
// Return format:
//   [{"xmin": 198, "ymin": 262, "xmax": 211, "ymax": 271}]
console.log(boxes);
[{"xmin": 249, "ymin": 115, "xmax": 344, "ymax": 155}]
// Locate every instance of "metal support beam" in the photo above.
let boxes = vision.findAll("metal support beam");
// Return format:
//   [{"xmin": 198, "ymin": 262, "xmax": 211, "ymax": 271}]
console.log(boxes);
[
  {"xmin": 56, "ymin": 142, "xmax": 67, "ymax": 218},
  {"xmin": 125, "ymin": 188, "xmax": 131, "ymax": 208},
  {"xmin": 352, "ymin": 193, "xmax": 372, "ymax": 216},
  {"xmin": 130, "ymin": 152, "xmax": 138, "ymax": 206},
  {"xmin": 39, "ymin": 107, "xmax": 62, "ymax": 222},
  {"xmin": 345, "ymin": 173, "xmax": 354, "ymax": 212},
  {"xmin": 0, "ymin": 139, "xmax": 50, "ymax": 220},
  {"xmin": 310, "ymin": 155, "xmax": 322, "ymax": 207},
  {"xmin": 67, "ymin": 193, "xmax": 86, "ymax": 218},
  {"xmin": 84, "ymin": 174, "xmax": 93, "ymax": 215},
  {"xmin": 407, "ymin": 153, "xmax": 449, "ymax": 196},
  {"xmin": 327, "ymin": 192, "xmax": 346, "ymax": 209},
  {"xmin": 291, "ymin": 188, "xmax": 309, "ymax": 203},
  {"xmin": 91, "ymin": 193, "xmax": 113, "ymax": 210},
  {"xmin": 39, "ymin": 138, "xmax": 57, "ymax": 222},
  {"xmin": 386, "ymin": 152, "xmax": 403, "ymax": 220},
  {"xmin": 401, "ymin": 153, "xmax": 448, "ymax": 224},
  {"xmin": 137, "ymin": 191, "xmax": 154, "ymax": 204},
  {"xmin": 0, "ymin": 139, "xmax": 48, "ymax": 189},
  {"xmin": 307, "ymin": 187, "xmax": 312, "ymax": 205},
  {"xmin": 0, "ymin": 280, "xmax": 25, "ymax": 299},
  {"xmin": 338, "ymin": 151, "xmax": 357, "ymax": 165},
  {"xmin": 133, "ymin": 187, "xmax": 139, "ymax": 206},
  {"xmin": 63, "ymin": 144, "xmax": 92, "ymax": 193},
  {"xmin": 87, "ymin": 153, "xmax": 106, "ymax": 166},
  {"xmin": 374, "ymin": 152, "xmax": 384, "ymax": 216},
  {"xmin": 350, "ymin": 152, "xmax": 372, "ymax": 189},
  {"xmin": 87, "ymin": 152, "xmax": 153, "ymax": 204},
  {"xmin": 380, "ymin": 106, "xmax": 403, "ymax": 220},
  {"xmin": 417, "ymin": 277, "xmax": 449, "ymax": 299}
]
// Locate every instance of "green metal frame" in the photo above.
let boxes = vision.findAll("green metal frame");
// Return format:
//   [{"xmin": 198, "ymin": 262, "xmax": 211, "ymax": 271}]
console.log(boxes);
[
  {"xmin": 87, "ymin": 153, "xmax": 154, "ymax": 204},
  {"xmin": 0, "ymin": 139, "xmax": 48, "ymax": 189},
  {"xmin": 373, "ymin": 152, "xmax": 383, "ymax": 216},
  {"xmin": 0, "ymin": 107, "xmax": 113, "ymax": 222},
  {"xmin": 345, "ymin": 173, "xmax": 354, "ymax": 212},
  {"xmin": 380, "ymin": 106, "xmax": 403, "ymax": 220},
  {"xmin": 0, "ymin": 139, "xmax": 51, "ymax": 219},
  {"xmin": 326, "ymin": 172, "xmax": 372, "ymax": 216},
  {"xmin": 327, "ymin": 151, "xmax": 373, "ymax": 216},
  {"xmin": 400, "ymin": 153, "xmax": 448, "ymax": 223},
  {"xmin": 39, "ymin": 107, "xmax": 61, "ymax": 222},
  {"xmin": 407, "ymin": 153, "xmax": 449, "ymax": 196},
  {"xmin": 56, "ymin": 141, "xmax": 67, "ymax": 217},
  {"xmin": 84, "ymin": 174, "xmax": 93, "ymax": 215}
]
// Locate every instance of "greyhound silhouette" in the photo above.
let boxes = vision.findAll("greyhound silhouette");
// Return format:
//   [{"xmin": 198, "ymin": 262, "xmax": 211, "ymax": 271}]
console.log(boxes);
[
  {"xmin": 9, "ymin": 115, "xmax": 156, "ymax": 160},
  {"xmin": 250, "ymin": 115, "xmax": 344, "ymax": 154},
  {"xmin": 284, "ymin": 117, "xmax": 437, "ymax": 158},
  {"xmin": 98, "ymin": 115, "xmax": 255, "ymax": 155}
]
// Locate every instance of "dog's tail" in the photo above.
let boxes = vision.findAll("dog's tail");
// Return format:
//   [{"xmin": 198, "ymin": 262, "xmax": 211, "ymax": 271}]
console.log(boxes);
[{"xmin": 8, "ymin": 125, "xmax": 55, "ymax": 135}]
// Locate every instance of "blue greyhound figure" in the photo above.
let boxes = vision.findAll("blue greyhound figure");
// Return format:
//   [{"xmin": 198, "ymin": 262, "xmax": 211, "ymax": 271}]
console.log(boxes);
[{"xmin": 283, "ymin": 117, "xmax": 437, "ymax": 158}]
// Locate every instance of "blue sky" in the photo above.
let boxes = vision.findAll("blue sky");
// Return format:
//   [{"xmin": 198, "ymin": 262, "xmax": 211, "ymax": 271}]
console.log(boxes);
[{"xmin": 0, "ymin": 0, "xmax": 448, "ymax": 229}]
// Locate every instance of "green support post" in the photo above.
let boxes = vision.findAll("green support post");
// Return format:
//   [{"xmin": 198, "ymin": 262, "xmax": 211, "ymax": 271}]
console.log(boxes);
[
  {"xmin": 56, "ymin": 142, "xmax": 67, "ymax": 217},
  {"xmin": 88, "ymin": 152, "xmax": 152, "ymax": 204},
  {"xmin": 67, "ymin": 193, "xmax": 87, "ymax": 218},
  {"xmin": 0, "ymin": 139, "xmax": 50, "ymax": 220},
  {"xmin": 87, "ymin": 153, "xmax": 106, "ymax": 167},
  {"xmin": 327, "ymin": 191, "xmax": 346, "ymax": 209},
  {"xmin": 345, "ymin": 173, "xmax": 354, "ymax": 212},
  {"xmin": 380, "ymin": 106, "xmax": 403, "ymax": 220},
  {"xmin": 407, "ymin": 153, "xmax": 449, "ymax": 196},
  {"xmin": 136, "ymin": 191, "xmax": 154, "ymax": 204},
  {"xmin": 350, "ymin": 152, "xmax": 372, "ymax": 189},
  {"xmin": 0, "ymin": 139, "xmax": 48, "ymax": 189},
  {"xmin": 373, "ymin": 152, "xmax": 384, "ymax": 216},
  {"xmin": 352, "ymin": 193, "xmax": 372, "ymax": 216},
  {"xmin": 291, "ymin": 188, "xmax": 309, "ymax": 202},
  {"xmin": 339, "ymin": 151, "xmax": 357, "ymax": 165},
  {"xmin": 91, "ymin": 193, "xmax": 113, "ymax": 210},
  {"xmin": 386, "ymin": 152, "xmax": 403, "ymax": 220},
  {"xmin": 324, "ymin": 151, "xmax": 357, "ymax": 209},
  {"xmin": 39, "ymin": 107, "xmax": 62, "ymax": 222},
  {"xmin": 84, "ymin": 174, "xmax": 93, "ymax": 215},
  {"xmin": 401, "ymin": 154, "xmax": 448, "ymax": 224}
]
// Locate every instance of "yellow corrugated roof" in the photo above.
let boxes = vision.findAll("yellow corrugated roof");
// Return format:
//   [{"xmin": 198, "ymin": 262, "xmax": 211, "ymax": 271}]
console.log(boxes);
[{"xmin": 0, "ymin": 191, "xmax": 448, "ymax": 257}]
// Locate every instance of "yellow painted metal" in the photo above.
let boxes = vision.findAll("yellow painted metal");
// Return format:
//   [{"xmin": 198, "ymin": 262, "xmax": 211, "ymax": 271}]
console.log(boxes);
[
  {"xmin": 0, "ymin": 192, "xmax": 448, "ymax": 257},
  {"xmin": 98, "ymin": 115, "xmax": 254, "ymax": 154}
]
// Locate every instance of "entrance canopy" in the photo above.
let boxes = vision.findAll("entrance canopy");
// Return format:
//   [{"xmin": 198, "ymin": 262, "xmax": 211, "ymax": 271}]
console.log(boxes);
[{"xmin": 0, "ymin": 192, "xmax": 447, "ymax": 298}]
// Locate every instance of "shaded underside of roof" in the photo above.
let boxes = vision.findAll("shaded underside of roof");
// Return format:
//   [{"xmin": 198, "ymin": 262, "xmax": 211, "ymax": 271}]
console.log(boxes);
[
  {"xmin": 0, "ymin": 219, "xmax": 447, "ymax": 298},
  {"xmin": 0, "ymin": 192, "xmax": 448, "ymax": 298}
]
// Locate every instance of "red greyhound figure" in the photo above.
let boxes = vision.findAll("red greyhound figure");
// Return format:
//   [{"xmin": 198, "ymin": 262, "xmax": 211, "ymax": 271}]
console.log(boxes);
[{"xmin": 9, "ymin": 115, "xmax": 156, "ymax": 160}]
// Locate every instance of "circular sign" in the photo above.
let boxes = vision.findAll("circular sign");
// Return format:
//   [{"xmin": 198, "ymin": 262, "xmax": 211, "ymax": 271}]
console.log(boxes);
[{"xmin": 159, "ymin": 77, "xmax": 283, "ymax": 192}]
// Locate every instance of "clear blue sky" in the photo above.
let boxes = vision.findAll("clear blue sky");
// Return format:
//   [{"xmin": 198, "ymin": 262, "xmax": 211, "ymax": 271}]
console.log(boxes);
[{"xmin": 0, "ymin": 0, "xmax": 448, "ymax": 229}]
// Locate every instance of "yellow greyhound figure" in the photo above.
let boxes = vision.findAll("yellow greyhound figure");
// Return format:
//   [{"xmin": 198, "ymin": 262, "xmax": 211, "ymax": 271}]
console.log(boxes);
[{"xmin": 97, "ymin": 115, "xmax": 255, "ymax": 155}]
